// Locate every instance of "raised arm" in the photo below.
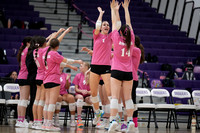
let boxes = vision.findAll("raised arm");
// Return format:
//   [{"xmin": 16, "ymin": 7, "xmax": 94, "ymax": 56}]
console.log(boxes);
[
  {"xmin": 122, "ymin": 0, "xmax": 133, "ymax": 31},
  {"xmin": 110, "ymin": 0, "xmax": 121, "ymax": 31},
  {"xmin": 57, "ymin": 27, "xmax": 73, "ymax": 42},
  {"xmin": 46, "ymin": 28, "xmax": 65, "ymax": 46},
  {"xmin": 94, "ymin": 7, "xmax": 105, "ymax": 35}
]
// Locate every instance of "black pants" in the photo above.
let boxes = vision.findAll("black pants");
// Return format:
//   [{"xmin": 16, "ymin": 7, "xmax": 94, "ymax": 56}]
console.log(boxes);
[
  {"xmin": 26, "ymin": 80, "xmax": 37, "ymax": 121},
  {"xmin": 132, "ymin": 80, "xmax": 138, "ymax": 118}
]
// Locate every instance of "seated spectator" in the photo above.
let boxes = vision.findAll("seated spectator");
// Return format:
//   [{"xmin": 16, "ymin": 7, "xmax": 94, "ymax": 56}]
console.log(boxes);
[
  {"xmin": 73, "ymin": 62, "xmax": 91, "ymax": 129},
  {"xmin": 54, "ymin": 66, "xmax": 77, "ymax": 127}
]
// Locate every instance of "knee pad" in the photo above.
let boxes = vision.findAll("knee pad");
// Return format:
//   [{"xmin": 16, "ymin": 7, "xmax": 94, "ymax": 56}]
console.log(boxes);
[
  {"xmin": 20, "ymin": 100, "xmax": 29, "ymax": 107},
  {"xmin": 116, "ymin": 21, "xmax": 122, "ymax": 30},
  {"xmin": 105, "ymin": 104, "xmax": 110, "ymax": 113},
  {"xmin": 34, "ymin": 100, "xmax": 39, "ymax": 106},
  {"xmin": 48, "ymin": 104, "xmax": 56, "ymax": 112},
  {"xmin": 69, "ymin": 103, "xmax": 76, "ymax": 111},
  {"xmin": 91, "ymin": 96, "xmax": 99, "ymax": 104},
  {"xmin": 43, "ymin": 104, "xmax": 48, "ymax": 111},
  {"xmin": 110, "ymin": 99, "xmax": 118, "ymax": 110},
  {"xmin": 38, "ymin": 100, "xmax": 45, "ymax": 107},
  {"xmin": 125, "ymin": 99, "xmax": 134, "ymax": 110},
  {"xmin": 118, "ymin": 103, "xmax": 123, "ymax": 112},
  {"xmin": 56, "ymin": 102, "xmax": 62, "ymax": 110},
  {"xmin": 95, "ymin": 20, "xmax": 102, "ymax": 30},
  {"xmin": 135, "ymin": 104, "xmax": 138, "ymax": 111},
  {"xmin": 76, "ymin": 99, "xmax": 84, "ymax": 107},
  {"xmin": 18, "ymin": 100, "xmax": 22, "ymax": 106}
]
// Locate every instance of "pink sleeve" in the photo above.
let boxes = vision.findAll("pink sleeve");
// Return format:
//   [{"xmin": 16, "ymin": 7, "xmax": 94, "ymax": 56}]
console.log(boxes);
[
  {"xmin": 111, "ymin": 30, "xmax": 120, "ymax": 46},
  {"xmin": 93, "ymin": 29, "xmax": 99, "ymax": 40},
  {"xmin": 53, "ymin": 52, "xmax": 64, "ymax": 64},
  {"xmin": 72, "ymin": 74, "xmax": 79, "ymax": 85}
]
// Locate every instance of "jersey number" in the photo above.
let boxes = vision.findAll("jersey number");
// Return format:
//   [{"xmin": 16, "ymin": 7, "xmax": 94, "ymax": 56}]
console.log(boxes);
[{"xmin": 121, "ymin": 48, "xmax": 130, "ymax": 57}]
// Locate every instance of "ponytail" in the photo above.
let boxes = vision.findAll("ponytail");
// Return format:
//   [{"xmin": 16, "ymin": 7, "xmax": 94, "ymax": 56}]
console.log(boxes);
[
  {"xmin": 135, "ymin": 35, "xmax": 145, "ymax": 64},
  {"xmin": 17, "ymin": 36, "xmax": 32, "ymax": 63},
  {"xmin": 45, "ymin": 47, "xmax": 51, "ymax": 66},
  {"xmin": 44, "ymin": 38, "xmax": 60, "ymax": 66},
  {"xmin": 120, "ymin": 25, "xmax": 131, "ymax": 50}
]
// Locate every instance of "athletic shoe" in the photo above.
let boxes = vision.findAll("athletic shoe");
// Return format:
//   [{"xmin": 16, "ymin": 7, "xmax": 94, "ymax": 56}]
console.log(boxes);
[
  {"xmin": 35, "ymin": 122, "xmax": 43, "ymax": 130},
  {"xmin": 108, "ymin": 120, "xmax": 118, "ymax": 132},
  {"xmin": 77, "ymin": 120, "xmax": 84, "ymax": 129},
  {"xmin": 70, "ymin": 120, "xmax": 76, "ymax": 127},
  {"xmin": 104, "ymin": 119, "xmax": 110, "ymax": 130},
  {"xmin": 93, "ymin": 110, "xmax": 104, "ymax": 125},
  {"xmin": 126, "ymin": 121, "xmax": 135, "ymax": 133},
  {"xmin": 17, "ymin": 119, "xmax": 29, "ymax": 128},
  {"xmin": 15, "ymin": 121, "xmax": 22, "ymax": 127},
  {"xmin": 96, "ymin": 119, "xmax": 106, "ymax": 129},
  {"xmin": 41, "ymin": 123, "xmax": 47, "ymax": 131},
  {"xmin": 54, "ymin": 119, "xmax": 60, "ymax": 127},
  {"xmin": 29, "ymin": 121, "xmax": 37, "ymax": 129},
  {"xmin": 121, "ymin": 123, "xmax": 127, "ymax": 132},
  {"xmin": 115, "ymin": 122, "xmax": 121, "ymax": 131},
  {"xmin": 45, "ymin": 124, "xmax": 61, "ymax": 132},
  {"xmin": 135, "ymin": 127, "xmax": 139, "ymax": 133}
]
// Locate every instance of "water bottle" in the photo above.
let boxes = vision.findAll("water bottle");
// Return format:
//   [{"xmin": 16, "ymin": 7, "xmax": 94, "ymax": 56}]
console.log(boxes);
[{"xmin": 191, "ymin": 115, "xmax": 196, "ymax": 133}]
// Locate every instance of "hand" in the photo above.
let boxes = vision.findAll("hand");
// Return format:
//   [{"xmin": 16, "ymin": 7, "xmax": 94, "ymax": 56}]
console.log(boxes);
[
  {"xmin": 65, "ymin": 26, "xmax": 73, "ymax": 33},
  {"xmin": 81, "ymin": 47, "xmax": 90, "ymax": 52},
  {"xmin": 50, "ymin": 32, "xmax": 57, "ymax": 38},
  {"xmin": 71, "ymin": 66, "xmax": 78, "ymax": 71},
  {"xmin": 110, "ymin": 0, "xmax": 116, "ymax": 9},
  {"xmin": 66, "ymin": 74, "xmax": 71, "ymax": 80},
  {"xmin": 81, "ymin": 90, "xmax": 88, "ymax": 95},
  {"xmin": 122, "ymin": 0, "xmax": 130, "ymax": 9},
  {"xmin": 58, "ymin": 28, "xmax": 65, "ymax": 33},
  {"xmin": 88, "ymin": 50, "xmax": 93, "ymax": 56},
  {"xmin": 114, "ymin": 1, "xmax": 121, "ymax": 10},
  {"xmin": 97, "ymin": 7, "xmax": 105, "ymax": 14}
]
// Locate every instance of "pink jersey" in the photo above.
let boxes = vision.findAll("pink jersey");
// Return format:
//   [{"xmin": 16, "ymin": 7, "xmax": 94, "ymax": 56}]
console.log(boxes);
[
  {"xmin": 91, "ymin": 29, "xmax": 112, "ymax": 66},
  {"xmin": 43, "ymin": 50, "xmax": 64, "ymax": 84},
  {"xmin": 33, "ymin": 46, "xmax": 49, "ymax": 81},
  {"xmin": 60, "ymin": 73, "xmax": 71, "ymax": 95},
  {"xmin": 111, "ymin": 30, "xmax": 135, "ymax": 72},
  {"xmin": 18, "ymin": 47, "xmax": 28, "ymax": 79},
  {"xmin": 132, "ymin": 47, "xmax": 141, "ymax": 81},
  {"xmin": 73, "ymin": 73, "xmax": 90, "ymax": 97}
]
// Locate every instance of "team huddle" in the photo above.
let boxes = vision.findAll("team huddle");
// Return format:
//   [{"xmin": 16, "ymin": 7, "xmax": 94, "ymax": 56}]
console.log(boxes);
[{"xmin": 15, "ymin": 0, "xmax": 145, "ymax": 132}]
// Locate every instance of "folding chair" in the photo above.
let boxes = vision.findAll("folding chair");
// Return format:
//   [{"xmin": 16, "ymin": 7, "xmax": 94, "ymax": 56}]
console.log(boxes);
[
  {"xmin": 151, "ymin": 88, "xmax": 178, "ymax": 129},
  {"xmin": 136, "ymin": 88, "xmax": 157, "ymax": 128},
  {"xmin": 3, "ymin": 83, "xmax": 20, "ymax": 122},
  {"xmin": 0, "ymin": 85, "xmax": 6, "ymax": 124},
  {"xmin": 172, "ymin": 89, "xmax": 196, "ymax": 129},
  {"xmin": 192, "ymin": 90, "xmax": 200, "ymax": 129}
]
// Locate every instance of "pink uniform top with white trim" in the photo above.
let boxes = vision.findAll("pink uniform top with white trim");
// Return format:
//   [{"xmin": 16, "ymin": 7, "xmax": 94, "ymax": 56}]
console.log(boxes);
[
  {"xmin": 43, "ymin": 50, "xmax": 64, "ymax": 84},
  {"xmin": 111, "ymin": 30, "xmax": 135, "ymax": 72},
  {"xmin": 18, "ymin": 47, "xmax": 28, "ymax": 79},
  {"xmin": 73, "ymin": 73, "xmax": 90, "ymax": 97},
  {"xmin": 60, "ymin": 73, "xmax": 71, "ymax": 95},
  {"xmin": 33, "ymin": 46, "xmax": 49, "ymax": 81},
  {"xmin": 132, "ymin": 47, "xmax": 141, "ymax": 81},
  {"xmin": 91, "ymin": 29, "xmax": 112, "ymax": 66}
]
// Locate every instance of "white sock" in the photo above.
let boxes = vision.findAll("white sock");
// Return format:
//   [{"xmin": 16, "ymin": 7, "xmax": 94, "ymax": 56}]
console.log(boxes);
[{"xmin": 71, "ymin": 115, "xmax": 75, "ymax": 120}]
